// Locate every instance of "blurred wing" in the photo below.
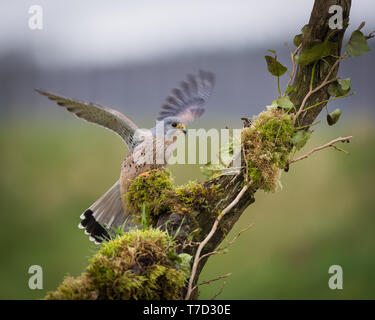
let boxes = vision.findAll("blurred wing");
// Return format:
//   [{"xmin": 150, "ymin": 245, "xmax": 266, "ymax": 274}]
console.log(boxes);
[
  {"xmin": 157, "ymin": 70, "xmax": 215, "ymax": 125},
  {"xmin": 36, "ymin": 89, "xmax": 139, "ymax": 150}
]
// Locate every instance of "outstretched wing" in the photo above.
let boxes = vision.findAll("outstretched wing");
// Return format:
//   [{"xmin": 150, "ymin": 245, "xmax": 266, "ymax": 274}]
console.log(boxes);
[
  {"xmin": 36, "ymin": 89, "xmax": 139, "ymax": 150},
  {"xmin": 157, "ymin": 70, "xmax": 215, "ymax": 125}
]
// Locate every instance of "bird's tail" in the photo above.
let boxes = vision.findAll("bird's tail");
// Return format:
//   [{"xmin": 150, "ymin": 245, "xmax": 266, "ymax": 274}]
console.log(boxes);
[{"xmin": 78, "ymin": 180, "xmax": 128, "ymax": 244}]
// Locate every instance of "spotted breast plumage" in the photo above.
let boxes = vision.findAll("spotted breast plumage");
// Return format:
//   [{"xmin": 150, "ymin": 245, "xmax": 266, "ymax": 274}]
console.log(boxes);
[{"xmin": 36, "ymin": 70, "xmax": 215, "ymax": 244}]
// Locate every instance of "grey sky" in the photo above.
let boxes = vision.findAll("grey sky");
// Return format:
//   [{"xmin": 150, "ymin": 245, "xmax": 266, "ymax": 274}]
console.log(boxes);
[{"xmin": 0, "ymin": 0, "xmax": 374, "ymax": 68}]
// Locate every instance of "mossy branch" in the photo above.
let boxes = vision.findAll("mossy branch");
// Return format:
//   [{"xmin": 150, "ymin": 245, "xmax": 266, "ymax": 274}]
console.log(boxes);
[
  {"xmin": 46, "ymin": 0, "xmax": 361, "ymax": 300},
  {"xmin": 179, "ymin": 0, "xmax": 354, "ymax": 300}
]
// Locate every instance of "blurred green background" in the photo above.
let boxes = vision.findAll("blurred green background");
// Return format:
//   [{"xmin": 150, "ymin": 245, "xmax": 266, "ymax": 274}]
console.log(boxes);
[{"xmin": 0, "ymin": 114, "xmax": 374, "ymax": 300}]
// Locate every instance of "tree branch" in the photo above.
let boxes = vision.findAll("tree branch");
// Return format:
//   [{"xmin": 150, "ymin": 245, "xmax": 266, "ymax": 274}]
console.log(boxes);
[
  {"xmin": 288, "ymin": 136, "xmax": 352, "ymax": 164},
  {"xmin": 185, "ymin": 185, "xmax": 249, "ymax": 299}
]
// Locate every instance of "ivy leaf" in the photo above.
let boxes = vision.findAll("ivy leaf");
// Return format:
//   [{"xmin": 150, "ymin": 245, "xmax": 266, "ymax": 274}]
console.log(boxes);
[
  {"xmin": 176, "ymin": 253, "xmax": 192, "ymax": 277},
  {"xmin": 167, "ymin": 248, "xmax": 180, "ymax": 262},
  {"xmin": 285, "ymin": 85, "xmax": 294, "ymax": 94},
  {"xmin": 328, "ymin": 78, "xmax": 351, "ymax": 97},
  {"xmin": 301, "ymin": 24, "xmax": 309, "ymax": 34},
  {"xmin": 272, "ymin": 96, "xmax": 295, "ymax": 111},
  {"xmin": 292, "ymin": 130, "xmax": 311, "ymax": 150},
  {"xmin": 293, "ymin": 34, "xmax": 303, "ymax": 47},
  {"xmin": 338, "ymin": 78, "xmax": 351, "ymax": 91},
  {"xmin": 345, "ymin": 30, "xmax": 371, "ymax": 57},
  {"xmin": 327, "ymin": 108, "xmax": 342, "ymax": 126},
  {"xmin": 294, "ymin": 54, "xmax": 300, "ymax": 64},
  {"xmin": 298, "ymin": 41, "xmax": 338, "ymax": 66},
  {"xmin": 265, "ymin": 55, "xmax": 288, "ymax": 77}
]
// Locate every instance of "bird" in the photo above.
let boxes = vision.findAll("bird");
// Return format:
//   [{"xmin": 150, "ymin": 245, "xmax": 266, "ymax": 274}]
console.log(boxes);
[{"xmin": 36, "ymin": 70, "xmax": 215, "ymax": 244}]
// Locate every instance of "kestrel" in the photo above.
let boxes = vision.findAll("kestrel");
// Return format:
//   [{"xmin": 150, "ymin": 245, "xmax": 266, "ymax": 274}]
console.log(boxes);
[{"xmin": 36, "ymin": 70, "xmax": 215, "ymax": 244}]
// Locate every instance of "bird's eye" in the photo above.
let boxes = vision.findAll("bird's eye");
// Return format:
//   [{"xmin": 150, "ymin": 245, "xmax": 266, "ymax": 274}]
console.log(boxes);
[{"xmin": 171, "ymin": 122, "xmax": 177, "ymax": 128}]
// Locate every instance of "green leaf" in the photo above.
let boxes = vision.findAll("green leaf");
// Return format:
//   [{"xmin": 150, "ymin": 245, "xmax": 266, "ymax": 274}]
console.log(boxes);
[
  {"xmin": 345, "ymin": 30, "xmax": 371, "ymax": 57},
  {"xmin": 338, "ymin": 78, "xmax": 351, "ymax": 91},
  {"xmin": 167, "ymin": 248, "xmax": 180, "ymax": 261},
  {"xmin": 298, "ymin": 41, "xmax": 338, "ymax": 66},
  {"xmin": 328, "ymin": 83, "xmax": 341, "ymax": 96},
  {"xmin": 328, "ymin": 78, "xmax": 351, "ymax": 97},
  {"xmin": 292, "ymin": 130, "xmax": 311, "ymax": 150},
  {"xmin": 293, "ymin": 34, "xmax": 303, "ymax": 47},
  {"xmin": 176, "ymin": 253, "xmax": 192, "ymax": 277},
  {"xmin": 272, "ymin": 96, "xmax": 295, "ymax": 111},
  {"xmin": 327, "ymin": 108, "xmax": 342, "ymax": 126},
  {"xmin": 285, "ymin": 85, "xmax": 294, "ymax": 94},
  {"xmin": 267, "ymin": 49, "xmax": 277, "ymax": 54},
  {"xmin": 265, "ymin": 55, "xmax": 288, "ymax": 77},
  {"xmin": 301, "ymin": 24, "xmax": 309, "ymax": 35}
]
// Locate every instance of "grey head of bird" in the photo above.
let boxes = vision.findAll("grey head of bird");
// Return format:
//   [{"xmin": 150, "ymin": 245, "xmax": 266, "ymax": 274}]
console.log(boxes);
[{"xmin": 150, "ymin": 116, "xmax": 187, "ymax": 138}]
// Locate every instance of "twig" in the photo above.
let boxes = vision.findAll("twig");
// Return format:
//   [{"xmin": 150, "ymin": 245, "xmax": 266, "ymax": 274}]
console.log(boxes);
[
  {"xmin": 185, "ymin": 184, "xmax": 249, "ymax": 300},
  {"xmin": 302, "ymin": 92, "xmax": 353, "ymax": 114},
  {"xmin": 192, "ymin": 273, "xmax": 232, "ymax": 293},
  {"xmin": 288, "ymin": 136, "xmax": 352, "ymax": 165},
  {"xmin": 294, "ymin": 54, "xmax": 345, "ymax": 122},
  {"xmin": 221, "ymin": 224, "xmax": 252, "ymax": 250},
  {"xmin": 359, "ymin": 21, "xmax": 375, "ymax": 39},
  {"xmin": 357, "ymin": 21, "xmax": 366, "ymax": 31},
  {"xmin": 182, "ymin": 241, "xmax": 201, "ymax": 250},
  {"xmin": 295, "ymin": 120, "xmax": 320, "ymax": 130},
  {"xmin": 197, "ymin": 224, "xmax": 252, "ymax": 263},
  {"xmin": 211, "ymin": 281, "xmax": 227, "ymax": 300},
  {"xmin": 283, "ymin": 43, "xmax": 302, "ymax": 96}
]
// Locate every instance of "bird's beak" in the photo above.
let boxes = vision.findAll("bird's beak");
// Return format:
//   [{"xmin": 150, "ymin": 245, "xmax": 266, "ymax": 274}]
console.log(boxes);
[{"xmin": 178, "ymin": 123, "xmax": 187, "ymax": 134}]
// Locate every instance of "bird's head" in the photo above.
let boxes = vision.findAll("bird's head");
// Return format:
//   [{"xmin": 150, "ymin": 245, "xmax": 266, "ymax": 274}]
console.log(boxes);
[{"xmin": 160, "ymin": 117, "xmax": 187, "ymax": 136}]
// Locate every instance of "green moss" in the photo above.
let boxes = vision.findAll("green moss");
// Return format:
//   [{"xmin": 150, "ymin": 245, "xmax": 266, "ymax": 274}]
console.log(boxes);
[
  {"xmin": 247, "ymin": 161, "xmax": 262, "ymax": 186},
  {"xmin": 125, "ymin": 168, "xmax": 174, "ymax": 222},
  {"xmin": 45, "ymin": 274, "xmax": 97, "ymax": 300},
  {"xmin": 242, "ymin": 107, "xmax": 296, "ymax": 192},
  {"xmin": 176, "ymin": 182, "xmax": 223, "ymax": 212},
  {"xmin": 45, "ymin": 229, "xmax": 189, "ymax": 300},
  {"xmin": 122, "ymin": 166, "xmax": 223, "ymax": 244},
  {"xmin": 256, "ymin": 117, "xmax": 294, "ymax": 143}
]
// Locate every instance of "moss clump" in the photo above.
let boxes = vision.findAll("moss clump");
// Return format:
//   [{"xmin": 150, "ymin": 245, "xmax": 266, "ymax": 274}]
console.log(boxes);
[
  {"xmin": 126, "ymin": 166, "xmax": 223, "ymax": 219},
  {"xmin": 45, "ymin": 229, "xmax": 188, "ymax": 300},
  {"xmin": 242, "ymin": 107, "xmax": 295, "ymax": 192},
  {"xmin": 125, "ymin": 168, "xmax": 174, "ymax": 222},
  {"xmin": 122, "ymin": 166, "xmax": 223, "ymax": 245},
  {"xmin": 176, "ymin": 182, "xmax": 223, "ymax": 213},
  {"xmin": 45, "ymin": 274, "xmax": 97, "ymax": 300}
]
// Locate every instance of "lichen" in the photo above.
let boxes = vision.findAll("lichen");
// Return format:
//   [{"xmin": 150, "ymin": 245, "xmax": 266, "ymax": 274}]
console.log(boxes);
[
  {"xmin": 45, "ymin": 229, "xmax": 189, "ymax": 300},
  {"xmin": 242, "ymin": 107, "xmax": 296, "ymax": 192}
]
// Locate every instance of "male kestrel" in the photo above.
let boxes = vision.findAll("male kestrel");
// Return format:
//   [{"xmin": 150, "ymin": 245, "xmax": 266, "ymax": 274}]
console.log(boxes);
[{"xmin": 36, "ymin": 70, "xmax": 215, "ymax": 244}]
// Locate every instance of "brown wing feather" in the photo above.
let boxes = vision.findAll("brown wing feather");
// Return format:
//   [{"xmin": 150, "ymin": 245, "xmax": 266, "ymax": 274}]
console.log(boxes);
[{"xmin": 36, "ymin": 89, "xmax": 139, "ymax": 149}]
